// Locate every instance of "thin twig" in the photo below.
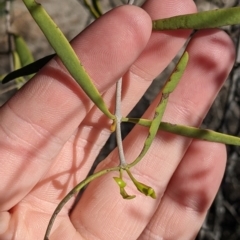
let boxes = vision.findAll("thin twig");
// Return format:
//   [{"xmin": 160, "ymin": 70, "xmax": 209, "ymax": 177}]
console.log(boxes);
[
  {"xmin": 44, "ymin": 166, "xmax": 120, "ymax": 240},
  {"xmin": 115, "ymin": 78, "xmax": 127, "ymax": 166},
  {"xmin": 114, "ymin": 0, "xmax": 135, "ymax": 166}
]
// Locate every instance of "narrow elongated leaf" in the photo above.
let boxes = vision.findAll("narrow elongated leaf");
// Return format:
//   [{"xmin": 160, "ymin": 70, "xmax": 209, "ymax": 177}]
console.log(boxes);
[
  {"xmin": 128, "ymin": 52, "xmax": 189, "ymax": 168},
  {"xmin": 22, "ymin": 0, "xmax": 114, "ymax": 119},
  {"xmin": 123, "ymin": 118, "xmax": 240, "ymax": 146},
  {"xmin": 153, "ymin": 7, "xmax": 240, "ymax": 30}
]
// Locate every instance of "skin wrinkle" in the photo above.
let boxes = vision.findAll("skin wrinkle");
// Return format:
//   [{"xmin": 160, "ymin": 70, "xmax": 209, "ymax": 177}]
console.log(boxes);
[
  {"xmin": 164, "ymin": 203, "xmax": 200, "ymax": 239},
  {"xmin": 143, "ymin": 0, "xmax": 197, "ymax": 19},
  {"xmin": 2, "ymin": 102, "xmax": 64, "ymax": 161},
  {"xmin": 129, "ymin": 64, "xmax": 155, "ymax": 83},
  {"xmin": 73, "ymin": 193, "xmax": 119, "ymax": 240},
  {"xmin": 74, "ymin": 222, "xmax": 99, "ymax": 240},
  {"xmin": 70, "ymin": 125, "xmax": 110, "ymax": 151},
  {"xmin": 0, "ymin": 121, "xmax": 49, "ymax": 165}
]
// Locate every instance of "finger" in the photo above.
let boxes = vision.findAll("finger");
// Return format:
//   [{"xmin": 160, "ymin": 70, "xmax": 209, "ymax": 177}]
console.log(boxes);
[
  {"xmin": 139, "ymin": 140, "xmax": 226, "ymax": 240},
  {"xmin": 71, "ymin": 29, "xmax": 235, "ymax": 240},
  {"xmin": 0, "ymin": 5, "xmax": 152, "ymax": 211}
]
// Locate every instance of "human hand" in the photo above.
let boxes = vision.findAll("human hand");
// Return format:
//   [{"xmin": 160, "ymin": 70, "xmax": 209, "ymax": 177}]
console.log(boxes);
[{"xmin": 0, "ymin": 1, "xmax": 235, "ymax": 239}]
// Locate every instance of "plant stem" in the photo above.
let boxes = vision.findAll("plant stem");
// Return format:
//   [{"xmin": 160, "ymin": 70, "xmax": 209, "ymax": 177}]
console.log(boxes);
[
  {"xmin": 115, "ymin": 78, "xmax": 127, "ymax": 166},
  {"xmin": 43, "ymin": 166, "xmax": 120, "ymax": 240},
  {"xmin": 111, "ymin": 0, "xmax": 135, "ymax": 167},
  {"xmin": 127, "ymin": 0, "xmax": 135, "ymax": 5}
]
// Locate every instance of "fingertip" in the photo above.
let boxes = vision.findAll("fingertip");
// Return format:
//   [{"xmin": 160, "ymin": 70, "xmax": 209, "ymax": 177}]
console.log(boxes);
[
  {"xmin": 69, "ymin": 5, "xmax": 152, "ymax": 91},
  {"xmin": 112, "ymin": 5, "xmax": 153, "ymax": 49},
  {"xmin": 189, "ymin": 29, "xmax": 236, "ymax": 69}
]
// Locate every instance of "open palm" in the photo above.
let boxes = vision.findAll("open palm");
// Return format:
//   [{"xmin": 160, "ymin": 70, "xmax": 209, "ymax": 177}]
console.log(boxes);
[{"xmin": 0, "ymin": 1, "xmax": 235, "ymax": 239}]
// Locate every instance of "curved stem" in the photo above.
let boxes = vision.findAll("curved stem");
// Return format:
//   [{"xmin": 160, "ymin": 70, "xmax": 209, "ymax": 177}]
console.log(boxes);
[
  {"xmin": 83, "ymin": 0, "xmax": 100, "ymax": 19},
  {"xmin": 125, "ymin": 52, "xmax": 189, "ymax": 169},
  {"xmin": 43, "ymin": 166, "xmax": 120, "ymax": 240}
]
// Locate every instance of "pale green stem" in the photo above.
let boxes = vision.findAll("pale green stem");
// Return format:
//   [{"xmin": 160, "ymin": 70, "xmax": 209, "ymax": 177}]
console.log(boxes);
[
  {"xmin": 112, "ymin": 0, "xmax": 135, "ymax": 167},
  {"xmin": 115, "ymin": 78, "xmax": 127, "ymax": 166},
  {"xmin": 126, "ymin": 52, "xmax": 188, "ymax": 168},
  {"xmin": 22, "ymin": 0, "xmax": 114, "ymax": 119},
  {"xmin": 127, "ymin": 0, "xmax": 135, "ymax": 4},
  {"xmin": 43, "ymin": 166, "xmax": 120, "ymax": 240}
]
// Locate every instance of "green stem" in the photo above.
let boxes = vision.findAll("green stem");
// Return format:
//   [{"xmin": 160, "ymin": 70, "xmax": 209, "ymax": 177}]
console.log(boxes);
[
  {"xmin": 127, "ymin": 52, "xmax": 188, "ymax": 168},
  {"xmin": 115, "ymin": 78, "xmax": 127, "ymax": 166},
  {"xmin": 43, "ymin": 166, "xmax": 120, "ymax": 240}
]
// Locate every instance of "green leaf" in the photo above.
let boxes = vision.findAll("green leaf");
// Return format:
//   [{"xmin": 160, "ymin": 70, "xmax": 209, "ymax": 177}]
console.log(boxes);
[
  {"xmin": 22, "ymin": 0, "xmax": 114, "ymax": 119},
  {"xmin": 153, "ymin": 7, "xmax": 240, "ymax": 30},
  {"xmin": 14, "ymin": 34, "xmax": 34, "ymax": 67},
  {"xmin": 123, "ymin": 118, "xmax": 240, "ymax": 146},
  {"xmin": 128, "ymin": 52, "xmax": 189, "ymax": 168},
  {"xmin": 126, "ymin": 169, "xmax": 156, "ymax": 199}
]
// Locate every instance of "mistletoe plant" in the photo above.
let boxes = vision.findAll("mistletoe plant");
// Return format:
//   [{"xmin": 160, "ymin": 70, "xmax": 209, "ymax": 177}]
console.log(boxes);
[{"xmin": 2, "ymin": 0, "xmax": 240, "ymax": 239}]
